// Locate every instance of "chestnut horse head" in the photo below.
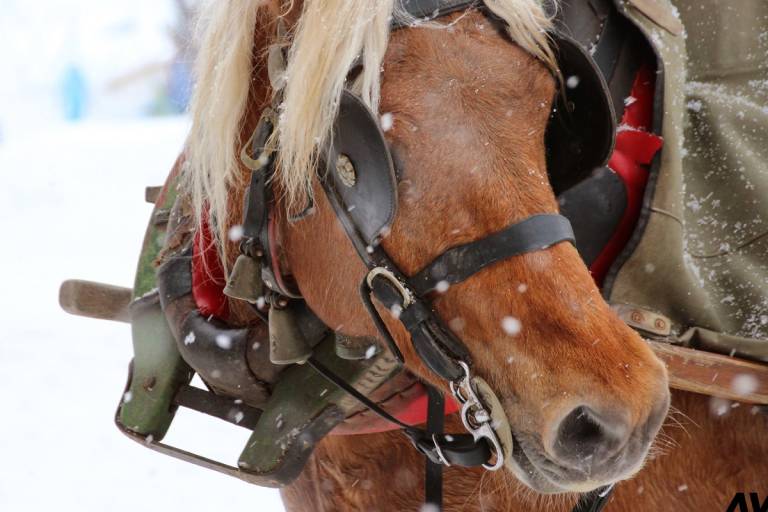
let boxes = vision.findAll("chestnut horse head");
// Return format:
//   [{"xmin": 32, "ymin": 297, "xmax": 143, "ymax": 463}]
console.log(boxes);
[{"xmin": 187, "ymin": 0, "xmax": 669, "ymax": 495}]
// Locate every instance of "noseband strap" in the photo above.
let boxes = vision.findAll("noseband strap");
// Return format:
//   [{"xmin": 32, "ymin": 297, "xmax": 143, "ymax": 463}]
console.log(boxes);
[{"xmin": 410, "ymin": 214, "xmax": 575, "ymax": 296}]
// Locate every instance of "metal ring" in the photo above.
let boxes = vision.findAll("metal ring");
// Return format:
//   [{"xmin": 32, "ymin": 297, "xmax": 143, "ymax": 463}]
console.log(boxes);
[
  {"xmin": 366, "ymin": 267, "xmax": 414, "ymax": 308},
  {"xmin": 431, "ymin": 434, "xmax": 452, "ymax": 467},
  {"xmin": 481, "ymin": 433, "xmax": 505, "ymax": 471}
]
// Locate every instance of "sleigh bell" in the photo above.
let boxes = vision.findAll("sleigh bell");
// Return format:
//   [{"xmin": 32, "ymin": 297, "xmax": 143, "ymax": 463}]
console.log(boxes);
[
  {"xmin": 223, "ymin": 242, "xmax": 263, "ymax": 303},
  {"xmin": 269, "ymin": 300, "xmax": 313, "ymax": 365}
]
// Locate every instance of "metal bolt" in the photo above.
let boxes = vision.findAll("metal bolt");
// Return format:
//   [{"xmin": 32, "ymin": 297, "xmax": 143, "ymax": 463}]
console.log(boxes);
[
  {"xmin": 143, "ymin": 376, "xmax": 156, "ymax": 392},
  {"xmin": 336, "ymin": 154, "xmax": 356, "ymax": 187}
]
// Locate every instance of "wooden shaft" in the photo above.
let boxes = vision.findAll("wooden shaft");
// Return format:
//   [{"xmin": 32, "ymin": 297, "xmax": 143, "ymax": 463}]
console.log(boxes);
[
  {"xmin": 649, "ymin": 341, "xmax": 768, "ymax": 404},
  {"xmin": 59, "ymin": 279, "xmax": 133, "ymax": 323}
]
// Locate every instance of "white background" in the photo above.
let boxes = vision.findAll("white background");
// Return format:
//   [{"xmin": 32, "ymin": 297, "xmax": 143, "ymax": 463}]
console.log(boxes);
[{"xmin": 0, "ymin": 1, "xmax": 285, "ymax": 510}]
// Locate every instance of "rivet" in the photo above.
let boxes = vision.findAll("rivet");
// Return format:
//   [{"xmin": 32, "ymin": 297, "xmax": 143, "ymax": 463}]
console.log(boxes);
[
  {"xmin": 143, "ymin": 376, "xmax": 156, "ymax": 392},
  {"xmin": 336, "ymin": 154, "xmax": 356, "ymax": 187},
  {"xmin": 654, "ymin": 318, "xmax": 666, "ymax": 329},
  {"xmin": 630, "ymin": 311, "xmax": 644, "ymax": 324}
]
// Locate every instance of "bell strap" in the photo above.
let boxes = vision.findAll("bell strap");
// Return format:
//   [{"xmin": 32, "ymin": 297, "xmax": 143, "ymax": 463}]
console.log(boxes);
[
  {"xmin": 240, "ymin": 112, "xmax": 275, "ymax": 241},
  {"xmin": 410, "ymin": 214, "xmax": 575, "ymax": 296}
]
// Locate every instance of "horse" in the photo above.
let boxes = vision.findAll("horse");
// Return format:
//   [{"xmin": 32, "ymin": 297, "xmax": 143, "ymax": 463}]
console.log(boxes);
[{"xmin": 172, "ymin": 0, "xmax": 764, "ymax": 510}]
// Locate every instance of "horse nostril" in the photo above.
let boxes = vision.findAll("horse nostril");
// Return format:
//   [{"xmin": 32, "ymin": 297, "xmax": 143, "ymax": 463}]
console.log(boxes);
[{"xmin": 552, "ymin": 405, "xmax": 629, "ymax": 470}]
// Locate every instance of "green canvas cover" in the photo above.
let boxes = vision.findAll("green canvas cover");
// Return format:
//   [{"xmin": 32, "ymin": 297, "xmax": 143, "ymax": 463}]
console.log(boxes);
[{"xmin": 606, "ymin": 0, "xmax": 768, "ymax": 362}]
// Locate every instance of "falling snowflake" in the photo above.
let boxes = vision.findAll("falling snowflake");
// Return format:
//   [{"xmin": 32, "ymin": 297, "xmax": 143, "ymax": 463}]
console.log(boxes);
[
  {"xmin": 731, "ymin": 374, "xmax": 758, "ymax": 396},
  {"xmin": 215, "ymin": 334, "xmax": 232, "ymax": 349},
  {"xmin": 228, "ymin": 224, "xmax": 244, "ymax": 242},
  {"xmin": 501, "ymin": 316, "xmax": 521, "ymax": 336},
  {"xmin": 380, "ymin": 113, "xmax": 394, "ymax": 132}
]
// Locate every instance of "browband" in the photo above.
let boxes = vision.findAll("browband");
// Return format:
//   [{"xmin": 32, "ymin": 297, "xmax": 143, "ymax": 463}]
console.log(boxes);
[{"xmin": 394, "ymin": 0, "xmax": 477, "ymax": 27}]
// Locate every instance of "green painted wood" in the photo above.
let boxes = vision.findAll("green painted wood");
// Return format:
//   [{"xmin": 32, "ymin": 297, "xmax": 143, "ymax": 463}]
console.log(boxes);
[
  {"xmin": 132, "ymin": 174, "xmax": 180, "ymax": 299},
  {"xmin": 118, "ymin": 170, "xmax": 192, "ymax": 440},
  {"xmin": 119, "ymin": 299, "xmax": 193, "ymax": 439},
  {"xmin": 238, "ymin": 336, "xmax": 400, "ymax": 484}
]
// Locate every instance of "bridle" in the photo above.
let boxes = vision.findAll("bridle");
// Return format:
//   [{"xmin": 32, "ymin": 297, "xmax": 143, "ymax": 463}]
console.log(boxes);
[{"xmin": 226, "ymin": 1, "xmax": 617, "ymax": 509}]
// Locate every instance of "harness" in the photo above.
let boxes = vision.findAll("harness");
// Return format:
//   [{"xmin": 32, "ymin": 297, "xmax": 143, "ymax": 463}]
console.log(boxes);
[
  {"xmin": 217, "ymin": 0, "xmax": 621, "ymax": 508},
  {"xmin": 106, "ymin": 0, "xmax": 648, "ymax": 510}
]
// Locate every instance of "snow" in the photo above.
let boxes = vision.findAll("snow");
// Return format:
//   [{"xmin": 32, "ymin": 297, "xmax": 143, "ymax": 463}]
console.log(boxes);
[
  {"xmin": 228, "ymin": 224, "xmax": 245, "ymax": 242},
  {"xmin": 501, "ymin": 316, "xmax": 521, "ymax": 336},
  {"xmin": 380, "ymin": 112, "xmax": 394, "ymax": 132},
  {"xmin": 0, "ymin": 3, "xmax": 289, "ymax": 510},
  {"xmin": 565, "ymin": 75, "xmax": 580, "ymax": 89},
  {"xmin": 731, "ymin": 374, "xmax": 758, "ymax": 396},
  {"xmin": 0, "ymin": 118, "xmax": 285, "ymax": 511},
  {"xmin": 215, "ymin": 333, "xmax": 233, "ymax": 350}
]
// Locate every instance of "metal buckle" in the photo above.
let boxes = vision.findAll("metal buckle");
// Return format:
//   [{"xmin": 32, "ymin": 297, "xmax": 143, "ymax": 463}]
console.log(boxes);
[
  {"xmin": 449, "ymin": 361, "xmax": 505, "ymax": 471},
  {"xmin": 366, "ymin": 267, "xmax": 414, "ymax": 308},
  {"xmin": 240, "ymin": 108, "xmax": 277, "ymax": 172}
]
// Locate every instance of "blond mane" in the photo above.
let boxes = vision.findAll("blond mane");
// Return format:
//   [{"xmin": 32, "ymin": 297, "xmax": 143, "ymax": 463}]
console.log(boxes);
[{"xmin": 185, "ymin": 0, "xmax": 557, "ymax": 263}]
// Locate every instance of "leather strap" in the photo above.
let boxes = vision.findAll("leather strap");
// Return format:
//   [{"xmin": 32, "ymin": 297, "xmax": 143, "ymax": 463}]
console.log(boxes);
[
  {"xmin": 241, "ymin": 115, "xmax": 274, "ymax": 240},
  {"xmin": 425, "ymin": 386, "xmax": 445, "ymax": 508},
  {"xmin": 394, "ymin": 0, "xmax": 477, "ymax": 27},
  {"xmin": 307, "ymin": 356, "xmax": 491, "ymax": 467},
  {"xmin": 410, "ymin": 214, "xmax": 575, "ymax": 296},
  {"xmin": 575, "ymin": 484, "xmax": 615, "ymax": 512}
]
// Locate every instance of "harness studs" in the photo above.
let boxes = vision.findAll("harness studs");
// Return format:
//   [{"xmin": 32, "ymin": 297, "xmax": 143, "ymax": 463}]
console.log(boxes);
[{"xmin": 336, "ymin": 154, "xmax": 357, "ymax": 187}]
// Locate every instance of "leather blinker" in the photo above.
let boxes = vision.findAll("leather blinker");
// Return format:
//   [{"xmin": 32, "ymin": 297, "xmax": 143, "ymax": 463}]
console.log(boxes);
[
  {"xmin": 546, "ymin": 34, "xmax": 617, "ymax": 194},
  {"xmin": 326, "ymin": 91, "xmax": 398, "ymax": 245}
]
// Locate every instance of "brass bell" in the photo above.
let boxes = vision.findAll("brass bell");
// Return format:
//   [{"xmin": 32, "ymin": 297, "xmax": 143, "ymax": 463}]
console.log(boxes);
[
  {"xmin": 269, "ymin": 303, "xmax": 313, "ymax": 365},
  {"xmin": 223, "ymin": 253, "xmax": 263, "ymax": 303}
]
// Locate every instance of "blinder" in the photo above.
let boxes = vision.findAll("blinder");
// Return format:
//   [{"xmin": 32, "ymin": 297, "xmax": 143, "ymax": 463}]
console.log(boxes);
[
  {"xmin": 327, "ymin": 92, "xmax": 398, "ymax": 245},
  {"xmin": 546, "ymin": 34, "xmax": 617, "ymax": 193}
]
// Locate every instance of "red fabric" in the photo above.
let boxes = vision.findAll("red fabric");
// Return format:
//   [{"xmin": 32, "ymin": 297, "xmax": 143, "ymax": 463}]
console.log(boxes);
[
  {"xmin": 333, "ymin": 383, "xmax": 461, "ymax": 435},
  {"xmin": 192, "ymin": 211, "xmax": 229, "ymax": 319},
  {"xmin": 589, "ymin": 64, "xmax": 663, "ymax": 285}
]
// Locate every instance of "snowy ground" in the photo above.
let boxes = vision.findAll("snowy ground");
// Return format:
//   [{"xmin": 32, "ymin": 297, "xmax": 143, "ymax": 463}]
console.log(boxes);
[{"xmin": 0, "ymin": 118, "xmax": 285, "ymax": 511}]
